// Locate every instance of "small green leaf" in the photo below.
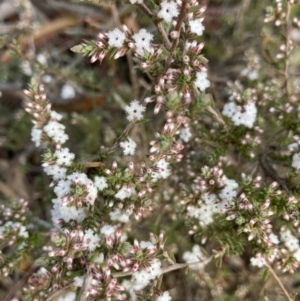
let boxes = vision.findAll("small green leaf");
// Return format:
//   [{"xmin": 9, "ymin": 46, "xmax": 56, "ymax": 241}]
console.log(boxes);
[{"xmin": 263, "ymin": 268, "xmax": 270, "ymax": 281}]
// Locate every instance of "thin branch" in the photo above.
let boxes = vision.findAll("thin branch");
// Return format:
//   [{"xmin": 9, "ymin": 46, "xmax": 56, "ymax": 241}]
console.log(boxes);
[
  {"xmin": 107, "ymin": 122, "xmax": 136, "ymax": 154},
  {"xmin": 76, "ymin": 267, "xmax": 92, "ymax": 301},
  {"xmin": 156, "ymin": 0, "xmax": 190, "ymax": 83},
  {"xmin": 265, "ymin": 262, "xmax": 293, "ymax": 301},
  {"xmin": 112, "ymin": 256, "xmax": 213, "ymax": 278},
  {"xmin": 284, "ymin": 2, "xmax": 291, "ymax": 101},
  {"xmin": 2, "ymin": 264, "xmax": 39, "ymax": 301}
]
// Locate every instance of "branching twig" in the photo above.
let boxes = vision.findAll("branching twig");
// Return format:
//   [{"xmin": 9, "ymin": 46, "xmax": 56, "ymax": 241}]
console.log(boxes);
[
  {"xmin": 284, "ymin": 2, "xmax": 291, "ymax": 101},
  {"xmin": 107, "ymin": 122, "xmax": 136, "ymax": 154},
  {"xmin": 157, "ymin": 0, "xmax": 190, "ymax": 81},
  {"xmin": 76, "ymin": 267, "xmax": 92, "ymax": 301},
  {"xmin": 112, "ymin": 256, "xmax": 213, "ymax": 278},
  {"xmin": 265, "ymin": 262, "xmax": 293, "ymax": 301}
]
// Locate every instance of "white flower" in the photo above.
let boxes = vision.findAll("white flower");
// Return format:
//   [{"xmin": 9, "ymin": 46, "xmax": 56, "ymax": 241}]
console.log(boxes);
[
  {"xmin": 157, "ymin": 291, "xmax": 172, "ymax": 301},
  {"xmin": 269, "ymin": 233, "xmax": 279, "ymax": 244},
  {"xmin": 250, "ymin": 255, "xmax": 266, "ymax": 268},
  {"xmin": 218, "ymin": 178, "xmax": 238, "ymax": 202},
  {"xmin": 36, "ymin": 54, "xmax": 47, "ymax": 65},
  {"xmin": 158, "ymin": 1, "xmax": 179, "ymax": 23},
  {"xmin": 115, "ymin": 186, "xmax": 136, "ymax": 200},
  {"xmin": 109, "ymin": 208, "xmax": 132, "ymax": 223},
  {"xmin": 68, "ymin": 172, "xmax": 90, "ymax": 185},
  {"xmin": 100, "ymin": 225, "xmax": 115, "ymax": 237},
  {"xmin": 83, "ymin": 229, "xmax": 100, "ymax": 251},
  {"xmin": 292, "ymin": 153, "xmax": 300, "ymax": 169},
  {"xmin": 189, "ymin": 19, "xmax": 205, "ymax": 36},
  {"xmin": 222, "ymin": 101, "xmax": 257, "ymax": 128},
  {"xmin": 122, "ymin": 280, "xmax": 137, "ymax": 301},
  {"xmin": 183, "ymin": 245, "xmax": 206, "ymax": 271},
  {"xmin": 43, "ymin": 121, "xmax": 69, "ymax": 144},
  {"xmin": 31, "ymin": 127, "xmax": 42, "ymax": 147},
  {"xmin": 55, "ymin": 148, "xmax": 75, "ymax": 166},
  {"xmin": 44, "ymin": 165, "xmax": 67, "ymax": 180},
  {"xmin": 241, "ymin": 68, "xmax": 259, "ymax": 80},
  {"xmin": 140, "ymin": 241, "xmax": 155, "ymax": 250},
  {"xmin": 106, "ymin": 28, "xmax": 126, "ymax": 48},
  {"xmin": 180, "ymin": 127, "xmax": 192, "ymax": 142},
  {"xmin": 132, "ymin": 29, "xmax": 153, "ymax": 56},
  {"xmin": 94, "ymin": 176, "xmax": 108, "ymax": 191},
  {"xmin": 21, "ymin": 60, "xmax": 32, "ymax": 75},
  {"xmin": 194, "ymin": 71, "xmax": 210, "ymax": 91},
  {"xmin": 61, "ymin": 84, "xmax": 76, "ymax": 99},
  {"xmin": 57, "ymin": 291, "xmax": 76, "ymax": 301},
  {"xmin": 50, "ymin": 111, "xmax": 63, "ymax": 121},
  {"xmin": 125, "ymin": 100, "xmax": 146, "ymax": 121},
  {"xmin": 132, "ymin": 260, "xmax": 162, "ymax": 291},
  {"xmin": 120, "ymin": 137, "xmax": 137, "ymax": 155},
  {"xmin": 54, "ymin": 179, "xmax": 71, "ymax": 198},
  {"xmin": 129, "ymin": 0, "xmax": 143, "ymax": 3},
  {"xmin": 51, "ymin": 198, "xmax": 87, "ymax": 223},
  {"xmin": 152, "ymin": 159, "xmax": 171, "ymax": 182},
  {"xmin": 222, "ymin": 102, "xmax": 237, "ymax": 118},
  {"xmin": 294, "ymin": 249, "xmax": 300, "ymax": 262}
]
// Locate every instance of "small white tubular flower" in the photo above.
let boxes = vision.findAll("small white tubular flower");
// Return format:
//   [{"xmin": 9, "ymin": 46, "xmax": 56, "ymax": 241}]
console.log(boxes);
[
  {"xmin": 100, "ymin": 225, "xmax": 115, "ymax": 237},
  {"xmin": 218, "ymin": 178, "xmax": 238, "ymax": 202},
  {"xmin": 222, "ymin": 101, "xmax": 257, "ymax": 128},
  {"xmin": 183, "ymin": 245, "xmax": 206, "ymax": 271},
  {"xmin": 83, "ymin": 229, "xmax": 101, "ymax": 251},
  {"xmin": 180, "ymin": 127, "xmax": 192, "ymax": 143},
  {"xmin": 189, "ymin": 19, "xmax": 205, "ymax": 36},
  {"xmin": 129, "ymin": 0, "xmax": 143, "ymax": 3},
  {"xmin": 151, "ymin": 159, "xmax": 171, "ymax": 182},
  {"xmin": 140, "ymin": 241, "xmax": 155, "ymax": 250},
  {"xmin": 125, "ymin": 100, "xmax": 146, "ymax": 121},
  {"xmin": 57, "ymin": 291, "xmax": 76, "ymax": 301},
  {"xmin": 242, "ymin": 103, "xmax": 257, "ymax": 128},
  {"xmin": 157, "ymin": 291, "xmax": 172, "ymax": 301},
  {"xmin": 31, "ymin": 126, "xmax": 42, "ymax": 147},
  {"xmin": 54, "ymin": 179, "xmax": 71, "ymax": 198},
  {"xmin": 132, "ymin": 28, "xmax": 153, "ymax": 56},
  {"xmin": 51, "ymin": 199, "xmax": 87, "ymax": 223},
  {"xmin": 132, "ymin": 260, "xmax": 162, "ymax": 291},
  {"xmin": 292, "ymin": 153, "xmax": 300, "ymax": 169},
  {"xmin": 50, "ymin": 111, "xmax": 63, "ymax": 121},
  {"xmin": 122, "ymin": 280, "xmax": 137, "ymax": 301},
  {"xmin": 106, "ymin": 28, "xmax": 126, "ymax": 48},
  {"xmin": 280, "ymin": 229, "xmax": 300, "ymax": 253},
  {"xmin": 115, "ymin": 186, "xmax": 136, "ymax": 200},
  {"xmin": 55, "ymin": 148, "xmax": 75, "ymax": 166},
  {"xmin": 194, "ymin": 71, "xmax": 210, "ymax": 91},
  {"xmin": 158, "ymin": 0, "xmax": 179, "ymax": 23},
  {"xmin": 294, "ymin": 249, "xmax": 300, "ymax": 262},
  {"xmin": 250, "ymin": 255, "xmax": 266, "ymax": 268},
  {"xmin": 61, "ymin": 84, "xmax": 76, "ymax": 99},
  {"xmin": 43, "ymin": 121, "xmax": 69, "ymax": 144},
  {"xmin": 269, "ymin": 233, "xmax": 279, "ymax": 244},
  {"xmin": 94, "ymin": 176, "xmax": 108, "ymax": 191},
  {"xmin": 222, "ymin": 102, "xmax": 237, "ymax": 118},
  {"xmin": 120, "ymin": 137, "xmax": 137, "ymax": 155},
  {"xmin": 109, "ymin": 208, "xmax": 132, "ymax": 223},
  {"xmin": 44, "ymin": 165, "xmax": 67, "ymax": 180}
]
